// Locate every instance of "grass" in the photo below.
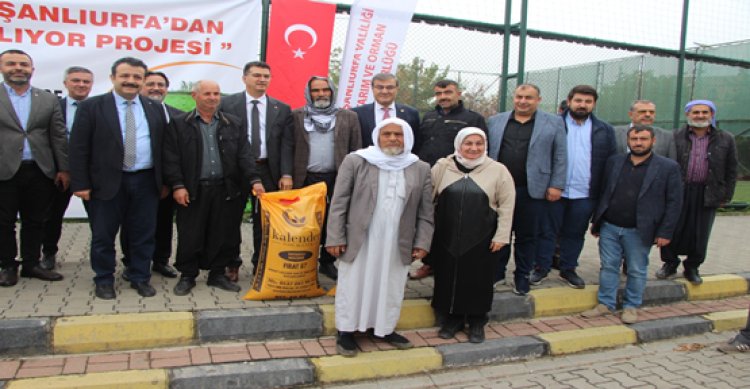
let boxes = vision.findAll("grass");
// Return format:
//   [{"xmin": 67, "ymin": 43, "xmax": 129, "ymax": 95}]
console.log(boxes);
[
  {"xmin": 164, "ymin": 93, "xmax": 195, "ymax": 112},
  {"xmin": 732, "ymin": 180, "xmax": 750, "ymax": 203}
]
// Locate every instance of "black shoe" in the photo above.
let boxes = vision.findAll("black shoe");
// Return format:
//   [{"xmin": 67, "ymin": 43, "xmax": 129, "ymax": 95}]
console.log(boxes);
[
  {"xmin": 153, "ymin": 263, "xmax": 178, "ymax": 278},
  {"xmin": 40, "ymin": 254, "xmax": 56, "ymax": 270},
  {"xmin": 20, "ymin": 265, "xmax": 63, "ymax": 281},
  {"xmin": 319, "ymin": 262, "xmax": 338, "ymax": 280},
  {"xmin": 438, "ymin": 320, "xmax": 464, "ymax": 339},
  {"xmin": 207, "ymin": 275, "xmax": 241, "ymax": 292},
  {"xmin": 95, "ymin": 284, "xmax": 116, "ymax": 300},
  {"xmin": 173, "ymin": 277, "xmax": 196, "ymax": 296},
  {"xmin": 684, "ymin": 268, "xmax": 703, "ymax": 285},
  {"xmin": 376, "ymin": 332, "xmax": 413, "ymax": 349},
  {"xmin": 336, "ymin": 331, "xmax": 358, "ymax": 357},
  {"xmin": 130, "ymin": 281, "xmax": 156, "ymax": 297},
  {"xmin": 560, "ymin": 269, "xmax": 585, "ymax": 289},
  {"xmin": 656, "ymin": 262, "xmax": 678, "ymax": 279},
  {"xmin": 0, "ymin": 268, "xmax": 18, "ymax": 287},
  {"xmin": 529, "ymin": 269, "xmax": 548, "ymax": 286},
  {"xmin": 514, "ymin": 276, "xmax": 530, "ymax": 295},
  {"xmin": 468, "ymin": 325, "xmax": 485, "ymax": 343}
]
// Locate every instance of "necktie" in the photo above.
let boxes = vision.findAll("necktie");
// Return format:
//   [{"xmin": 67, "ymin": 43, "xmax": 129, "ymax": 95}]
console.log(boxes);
[
  {"xmin": 124, "ymin": 100, "xmax": 137, "ymax": 169},
  {"xmin": 382, "ymin": 107, "xmax": 391, "ymax": 120},
  {"xmin": 251, "ymin": 100, "xmax": 261, "ymax": 157}
]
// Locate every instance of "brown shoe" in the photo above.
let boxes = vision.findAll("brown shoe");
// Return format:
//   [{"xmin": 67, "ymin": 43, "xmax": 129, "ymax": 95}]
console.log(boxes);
[
  {"xmin": 0, "ymin": 268, "xmax": 18, "ymax": 287},
  {"xmin": 409, "ymin": 264, "xmax": 432, "ymax": 280},
  {"xmin": 225, "ymin": 266, "xmax": 239, "ymax": 283},
  {"xmin": 621, "ymin": 308, "xmax": 638, "ymax": 324},
  {"xmin": 581, "ymin": 303, "xmax": 613, "ymax": 318}
]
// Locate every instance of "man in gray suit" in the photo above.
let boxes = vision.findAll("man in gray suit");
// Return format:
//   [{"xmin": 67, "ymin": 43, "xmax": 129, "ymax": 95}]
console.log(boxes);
[
  {"xmin": 487, "ymin": 83, "xmax": 567, "ymax": 295},
  {"xmin": 0, "ymin": 49, "xmax": 68, "ymax": 286},
  {"xmin": 613, "ymin": 100, "xmax": 676, "ymax": 160},
  {"xmin": 219, "ymin": 61, "xmax": 294, "ymax": 281}
]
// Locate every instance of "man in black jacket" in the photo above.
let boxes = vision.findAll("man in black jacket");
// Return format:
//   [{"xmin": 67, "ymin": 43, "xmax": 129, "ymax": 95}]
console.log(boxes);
[
  {"xmin": 656, "ymin": 100, "xmax": 737, "ymax": 285},
  {"xmin": 163, "ymin": 80, "xmax": 259, "ymax": 296}
]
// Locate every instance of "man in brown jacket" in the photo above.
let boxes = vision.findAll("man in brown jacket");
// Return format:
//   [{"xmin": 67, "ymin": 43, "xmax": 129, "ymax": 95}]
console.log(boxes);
[{"xmin": 291, "ymin": 76, "xmax": 361, "ymax": 280}]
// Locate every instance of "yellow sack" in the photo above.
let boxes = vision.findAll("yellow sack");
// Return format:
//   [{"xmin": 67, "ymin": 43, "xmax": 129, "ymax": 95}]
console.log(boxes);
[{"xmin": 244, "ymin": 182, "xmax": 328, "ymax": 300}]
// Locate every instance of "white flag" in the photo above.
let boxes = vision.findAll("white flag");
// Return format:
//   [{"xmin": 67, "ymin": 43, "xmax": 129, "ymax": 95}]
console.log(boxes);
[{"xmin": 336, "ymin": 0, "xmax": 417, "ymax": 109}]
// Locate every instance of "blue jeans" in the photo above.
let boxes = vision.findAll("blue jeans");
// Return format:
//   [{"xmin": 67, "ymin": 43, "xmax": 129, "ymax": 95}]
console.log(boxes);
[
  {"xmin": 597, "ymin": 222, "xmax": 651, "ymax": 309},
  {"xmin": 536, "ymin": 197, "xmax": 595, "ymax": 272}
]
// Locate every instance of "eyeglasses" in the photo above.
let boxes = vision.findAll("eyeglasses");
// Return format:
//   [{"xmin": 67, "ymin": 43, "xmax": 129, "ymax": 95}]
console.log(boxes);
[{"xmin": 373, "ymin": 85, "xmax": 397, "ymax": 91}]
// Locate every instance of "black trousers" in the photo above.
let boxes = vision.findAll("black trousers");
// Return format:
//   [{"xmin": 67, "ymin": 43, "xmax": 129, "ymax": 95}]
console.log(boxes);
[
  {"xmin": 42, "ymin": 186, "xmax": 73, "ymax": 257},
  {"xmin": 174, "ymin": 183, "xmax": 241, "ymax": 278},
  {"xmin": 121, "ymin": 194, "xmax": 174, "ymax": 267},
  {"xmin": 249, "ymin": 162, "xmax": 277, "ymax": 268},
  {"xmin": 0, "ymin": 162, "xmax": 55, "ymax": 269},
  {"xmin": 304, "ymin": 171, "xmax": 337, "ymax": 265},
  {"xmin": 660, "ymin": 184, "xmax": 716, "ymax": 269}
]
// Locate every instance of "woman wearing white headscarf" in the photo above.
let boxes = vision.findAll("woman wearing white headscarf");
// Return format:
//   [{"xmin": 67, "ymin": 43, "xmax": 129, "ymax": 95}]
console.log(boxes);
[
  {"xmin": 430, "ymin": 127, "xmax": 515, "ymax": 343},
  {"xmin": 326, "ymin": 118, "xmax": 434, "ymax": 357}
]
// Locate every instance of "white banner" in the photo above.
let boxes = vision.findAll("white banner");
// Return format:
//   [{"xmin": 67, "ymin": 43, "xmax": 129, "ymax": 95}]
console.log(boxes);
[
  {"xmin": 0, "ymin": 0, "xmax": 261, "ymax": 96},
  {"xmin": 336, "ymin": 0, "xmax": 417, "ymax": 109}
]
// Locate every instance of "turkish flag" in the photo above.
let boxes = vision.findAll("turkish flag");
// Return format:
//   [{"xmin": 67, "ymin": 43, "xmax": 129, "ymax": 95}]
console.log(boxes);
[{"xmin": 266, "ymin": 0, "xmax": 336, "ymax": 109}]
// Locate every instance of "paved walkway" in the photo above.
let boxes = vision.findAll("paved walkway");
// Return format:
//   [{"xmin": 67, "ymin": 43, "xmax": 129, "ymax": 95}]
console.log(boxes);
[
  {"xmin": 319, "ymin": 331, "xmax": 749, "ymax": 389},
  {"xmin": 1, "ymin": 215, "xmax": 749, "ymax": 319}
]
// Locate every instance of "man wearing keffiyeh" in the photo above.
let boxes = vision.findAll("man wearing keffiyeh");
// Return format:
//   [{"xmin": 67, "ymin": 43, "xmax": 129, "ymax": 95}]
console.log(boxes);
[
  {"xmin": 655, "ymin": 99, "xmax": 738, "ymax": 285},
  {"xmin": 290, "ymin": 76, "xmax": 362, "ymax": 281}
]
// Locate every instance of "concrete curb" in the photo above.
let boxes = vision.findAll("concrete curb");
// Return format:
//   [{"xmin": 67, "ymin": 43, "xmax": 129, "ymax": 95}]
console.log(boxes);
[
  {"xmin": 437, "ymin": 335, "xmax": 547, "ymax": 367},
  {"xmin": 6, "ymin": 369, "xmax": 168, "ymax": 388},
  {"xmin": 0, "ymin": 318, "xmax": 50, "ymax": 356},
  {"xmin": 630, "ymin": 316, "xmax": 713, "ymax": 343},
  {"xmin": 2, "ymin": 273, "xmax": 748, "ymax": 358},
  {"xmin": 536, "ymin": 325, "xmax": 637, "ymax": 355},
  {"xmin": 197, "ymin": 307, "xmax": 322, "ymax": 343},
  {"xmin": 169, "ymin": 358, "xmax": 314, "ymax": 389}
]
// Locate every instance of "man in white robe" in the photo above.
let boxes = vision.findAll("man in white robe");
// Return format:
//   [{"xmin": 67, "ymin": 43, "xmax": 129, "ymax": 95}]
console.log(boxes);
[{"xmin": 326, "ymin": 118, "xmax": 434, "ymax": 357}]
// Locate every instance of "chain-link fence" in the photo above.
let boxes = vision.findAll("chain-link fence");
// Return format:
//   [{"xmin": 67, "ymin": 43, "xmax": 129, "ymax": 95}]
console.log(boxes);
[{"xmin": 322, "ymin": 0, "xmax": 750, "ymax": 175}]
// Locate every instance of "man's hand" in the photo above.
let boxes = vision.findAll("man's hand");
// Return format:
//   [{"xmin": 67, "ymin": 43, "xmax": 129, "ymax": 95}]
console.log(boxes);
[
  {"xmin": 278, "ymin": 176, "xmax": 293, "ymax": 191},
  {"xmin": 326, "ymin": 245, "xmax": 346, "ymax": 258},
  {"xmin": 412, "ymin": 248, "xmax": 428, "ymax": 261},
  {"xmin": 173, "ymin": 188, "xmax": 190, "ymax": 207},
  {"xmin": 55, "ymin": 172, "xmax": 70, "ymax": 191},
  {"xmin": 73, "ymin": 189, "xmax": 91, "ymax": 201},
  {"xmin": 252, "ymin": 182, "xmax": 265, "ymax": 196},
  {"xmin": 655, "ymin": 237, "xmax": 671, "ymax": 247},
  {"xmin": 489, "ymin": 242, "xmax": 506, "ymax": 253},
  {"xmin": 160, "ymin": 185, "xmax": 170, "ymax": 199},
  {"xmin": 546, "ymin": 187, "xmax": 562, "ymax": 202},
  {"xmin": 590, "ymin": 226, "xmax": 599, "ymax": 238}
]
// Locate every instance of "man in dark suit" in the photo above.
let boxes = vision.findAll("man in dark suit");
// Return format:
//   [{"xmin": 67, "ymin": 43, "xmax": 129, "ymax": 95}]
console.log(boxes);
[
  {"xmin": 120, "ymin": 71, "xmax": 181, "ymax": 279},
  {"xmin": 613, "ymin": 100, "xmax": 676, "ymax": 160},
  {"xmin": 219, "ymin": 61, "xmax": 294, "ymax": 281},
  {"xmin": 164, "ymin": 80, "xmax": 258, "ymax": 295},
  {"xmin": 486, "ymin": 83, "xmax": 567, "ymax": 295},
  {"xmin": 40, "ymin": 66, "xmax": 94, "ymax": 271},
  {"xmin": 584, "ymin": 125, "xmax": 682, "ymax": 324},
  {"xmin": 70, "ymin": 57, "xmax": 168, "ymax": 300},
  {"xmin": 0, "ymin": 49, "xmax": 68, "ymax": 286},
  {"xmin": 351, "ymin": 73, "xmax": 420, "ymax": 147}
]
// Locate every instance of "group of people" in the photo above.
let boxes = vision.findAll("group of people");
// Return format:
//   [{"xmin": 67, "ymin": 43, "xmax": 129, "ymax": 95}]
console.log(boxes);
[{"xmin": 0, "ymin": 48, "xmax": 743, "ymax": 356}]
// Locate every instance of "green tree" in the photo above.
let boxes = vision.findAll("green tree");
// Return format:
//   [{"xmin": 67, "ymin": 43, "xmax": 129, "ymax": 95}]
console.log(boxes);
[{"xmin": 395, "ymin": 57, "xmax": 449, "ymax": 114}]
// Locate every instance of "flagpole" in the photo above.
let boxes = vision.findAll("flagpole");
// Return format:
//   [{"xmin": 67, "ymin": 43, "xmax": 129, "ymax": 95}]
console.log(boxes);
[{"xmin": 260, "ymin": 0, "xmax": 271, "ymax": 61}]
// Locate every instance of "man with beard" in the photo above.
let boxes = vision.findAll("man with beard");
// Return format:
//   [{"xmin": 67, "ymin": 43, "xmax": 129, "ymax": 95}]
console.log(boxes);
[
  {"xmin": 0, "ymin": 49, "xmax": 68, "ymax": 286},
  {"xmin": 532, "ymin": 85, "xmax": 616, "ymax": 289},
  {"xmin": 291, "ymin": 76, "xmax": 361, "ymax": 280},
  {"xmin": 121, "ymin": 71, "xmax": 182, "ymax": 280},
  {"xmin": 41, "ymin": 66, "xmax": 93, "ymax": 271},
  {"xmin": 326, "ymin": 118, "xmax": 433, "ymax": 357},
  {"xmin": 584, "ymin": 125, "xmax": 682, "ymax": 323},
  {"xmin": 486, "ymin": 84, "xmax": 567, "ymax": 295},
  {"xmin": 656, "ymin": 100, "xmax": 737, "ymax": 284}
]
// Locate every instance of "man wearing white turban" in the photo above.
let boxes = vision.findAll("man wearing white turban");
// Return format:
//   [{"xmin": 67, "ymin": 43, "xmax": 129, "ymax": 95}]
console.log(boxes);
[{"xmin": 326, "ymin": 117, "xmax": 434, "ymax": 357}]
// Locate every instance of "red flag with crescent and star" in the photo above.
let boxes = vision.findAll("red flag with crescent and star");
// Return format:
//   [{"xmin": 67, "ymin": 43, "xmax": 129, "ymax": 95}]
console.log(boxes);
[{"xmin": 266, "ymin": 0, "xmax": 336, "ymax": 109}]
